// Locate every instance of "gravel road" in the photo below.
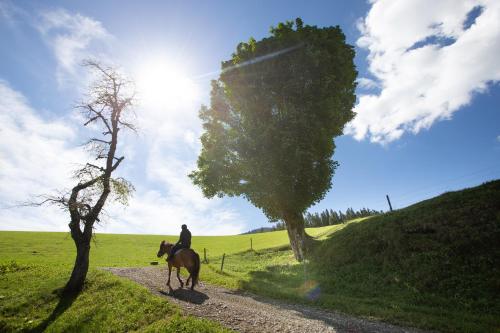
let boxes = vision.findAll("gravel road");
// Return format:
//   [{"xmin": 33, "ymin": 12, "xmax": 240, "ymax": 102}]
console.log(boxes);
[{"xmin": 105, "ymin": 266, "xmax": 431, "ymax": 333}]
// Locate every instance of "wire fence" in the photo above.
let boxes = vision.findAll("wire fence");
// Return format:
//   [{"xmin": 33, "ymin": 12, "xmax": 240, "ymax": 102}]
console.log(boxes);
[{"xmin": 375, "ymin": 162, "xmax": 500, "ymax": 211}]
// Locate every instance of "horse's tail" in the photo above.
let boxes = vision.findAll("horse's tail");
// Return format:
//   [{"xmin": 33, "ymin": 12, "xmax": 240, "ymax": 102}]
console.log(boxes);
[{"xmin": 191, "ymin": 251, "xmax": 200, "ymax": 287}]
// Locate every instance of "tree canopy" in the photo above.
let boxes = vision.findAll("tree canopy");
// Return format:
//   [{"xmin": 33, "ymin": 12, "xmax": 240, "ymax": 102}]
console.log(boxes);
[{"xmin": 190, "ymin": 18, "xmax": 357, "ymax": 260}]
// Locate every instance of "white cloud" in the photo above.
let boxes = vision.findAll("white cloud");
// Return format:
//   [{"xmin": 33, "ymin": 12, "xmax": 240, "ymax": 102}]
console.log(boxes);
[
  {"xmin": 0, "ymin": 80, "xmax": 87, "ymax": 229},
  {"xmin": 37, "ymin": 9, "xmax": 112, "ymax": 86},
  {"xmin": 103, "ymin": 190, "xmax": 244, "ymax": 236},
  {"xmin": 348, "ymin": 0, "xmax": 500, "ymax": 143},
  {"xmin": 0, "ymin": 8, "xmax": 249, "ymax": 235},
  {"xmin": 357, "ymin": 77, "xmax": 380, "ymax": 90},
  {"xmin": 0, "ymin": 1, "xmax": 15, "ymax": 24},
  {"xmin": 0, "ymin": 80, "xmax": 246, "ymax": 235},
  {"xmin": 0, "ymin": 1, "xmax": 31, "ymax": 30},
  {"xmin": 0, "ymin": 81, "xmax": 84, "ymax": 200},
  {"xmin": 130, "ymin": 99, "xmax": 246, "ymax": 235}
]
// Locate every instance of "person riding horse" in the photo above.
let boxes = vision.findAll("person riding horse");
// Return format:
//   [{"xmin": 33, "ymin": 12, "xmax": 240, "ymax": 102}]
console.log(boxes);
[
  {"xmin": 167, "ymin": 224, "xmax": 191, "ymax": 262},
  {"xmin": 157, "ymin": 227, "xmax": 200, "ymax": 291}
]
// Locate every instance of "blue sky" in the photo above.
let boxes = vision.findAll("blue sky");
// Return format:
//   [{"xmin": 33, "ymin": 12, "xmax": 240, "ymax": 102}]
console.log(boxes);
[{"xmin": 1, "ymin": 0, "xmax": 499, "ymax": 235}]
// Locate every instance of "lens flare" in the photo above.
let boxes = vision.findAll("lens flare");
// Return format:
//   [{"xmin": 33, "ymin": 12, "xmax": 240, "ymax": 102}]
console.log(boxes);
[{"xmin": 299, "ymin": 279, "xmax": 321, "ymax": 301}]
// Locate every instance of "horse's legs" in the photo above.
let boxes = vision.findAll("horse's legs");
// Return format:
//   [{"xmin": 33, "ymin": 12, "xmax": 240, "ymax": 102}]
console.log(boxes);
[
  {"xmin": 186, "ymin": 262, "xmax": 195, "ymax": 288},
  {"xmin": 190, "ymin": 269, "xmax": 195, "ymax": 291},
  {"xmin": 166, "ymin": 263, "xmax": 173, "ymax": 293},
  {"xmin": 176, "ymin": 268, "xmax": 184, "ymax": 288},
  {"xmin": 186, "ymin": 264, "xmax": 192, "ymax": 287}
]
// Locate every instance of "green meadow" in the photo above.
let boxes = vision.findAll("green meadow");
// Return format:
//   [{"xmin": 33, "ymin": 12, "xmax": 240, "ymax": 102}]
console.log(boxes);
[
  {"xmin": 1, "ymin": 180, "xmax": 499, "ymax": 332},
  {"xmin": 0, "ymin": 224, "xmax": 337, "ymax": 267},
  {"xmin": 0, "ymin": 224, "xmax": 339, "ymax": 332}
]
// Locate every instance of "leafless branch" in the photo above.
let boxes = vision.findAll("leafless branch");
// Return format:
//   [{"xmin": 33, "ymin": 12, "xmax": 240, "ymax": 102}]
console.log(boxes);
[
  {"xmin": 85, "ymin": 163, "xmax": 106, "ymax": 173},
  {"xmin": 111, "ymin": 156, "xmax": 125, "ymax": 171},
  {"xmin": 118, "ymin": 119, "xmax": 137, "ymax": 132},
  {"xmin": 81, "ymin": 104, "xmax": 113, "ymax": 134},
  {"xmin": 17, "ymin": 194, "xmax": 69, "ymax": 208},
  {"xmin": 87, "ymin": 138, "xmax": 111, "ymax": 145}
]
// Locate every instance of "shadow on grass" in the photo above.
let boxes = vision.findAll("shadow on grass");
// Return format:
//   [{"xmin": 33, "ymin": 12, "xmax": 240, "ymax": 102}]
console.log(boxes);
[
  {"xmin": 28, "ymin": 289, "xmax": 78, "ymax": 333},
  {"xmin": 235, "ymin": 264, "xmax": 375, "ymax": 332},
  {"xmin": 238, "ymin": 263, "xmax": 314, "ymax": 299},
  {"xmin": 160, "ymin": 288, "xmax": 209, "ymax": 305},
  {"xmin": 231, "ymin": 244, "xmax": 292, "ymax": 257}
]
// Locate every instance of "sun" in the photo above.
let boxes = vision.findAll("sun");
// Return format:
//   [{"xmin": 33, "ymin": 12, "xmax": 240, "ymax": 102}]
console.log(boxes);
[{"xmin": 136, "ymin": 60, "xmax": 198, "ymax": 109}]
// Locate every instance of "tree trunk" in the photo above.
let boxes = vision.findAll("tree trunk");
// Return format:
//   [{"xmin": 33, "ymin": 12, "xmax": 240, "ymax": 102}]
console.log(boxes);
[
  {"xmin": 283, "ymin": 211, "xmax": 308, "ymax": 261},
  {"xmin": 64, "ymin": 235, "xmax": 91, "ymax": 294}
]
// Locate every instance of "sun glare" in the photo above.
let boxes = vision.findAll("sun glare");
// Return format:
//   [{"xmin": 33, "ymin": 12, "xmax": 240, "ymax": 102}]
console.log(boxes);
[{"xmin": 136, "ymin": 60, "xmax": 198, "ymax": 109}]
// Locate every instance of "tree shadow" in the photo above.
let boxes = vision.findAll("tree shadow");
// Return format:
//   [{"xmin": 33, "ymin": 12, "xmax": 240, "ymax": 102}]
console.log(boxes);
[
  {"xmin": 238, "ymin": 263, "xmax": 309, "ymax": 297},
  {"xmin": 236, "ymin": 265, "xmax": 390, "ymax": 332},
  {"xmin": 235, "ymin": 212, "xmax": 488, "ymax": 331},
  {"xmin": 231, "ymin": 226, "xmax": 394, "ymax": 331},
  {"xmin": 159, "ymin": 288, "xmax": 209, "ymax": 305},
  {"xmin": 28, "ymin": 289, "xmax": 78, "ymax": 333}
]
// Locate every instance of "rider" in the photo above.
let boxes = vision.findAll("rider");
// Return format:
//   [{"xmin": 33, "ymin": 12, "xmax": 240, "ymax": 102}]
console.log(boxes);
[{"xmin": 167, "ymin": 224, "xmax": 192, "ymax": 262}]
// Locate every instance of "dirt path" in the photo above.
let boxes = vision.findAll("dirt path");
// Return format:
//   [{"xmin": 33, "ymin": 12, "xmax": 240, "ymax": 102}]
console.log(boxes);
[{"xmin": 106, "ymin": 266, "xmax": 430, "ymax": 333}]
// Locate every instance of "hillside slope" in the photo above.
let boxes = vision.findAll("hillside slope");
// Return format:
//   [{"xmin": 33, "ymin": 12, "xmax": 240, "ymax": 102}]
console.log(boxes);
[{"xmin": 311, "ymin": 180, "xmax": 500, "ymax": 331}]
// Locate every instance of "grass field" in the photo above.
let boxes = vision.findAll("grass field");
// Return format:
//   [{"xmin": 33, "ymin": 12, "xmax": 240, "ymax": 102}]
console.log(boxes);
[
  {"xmin": 0, "ymin": 263, "xmax": 230, "ymax": 332},
  {"xmin": 0, "ymin": 224, "xmax": 340, "ymax": 267},
  {"xmin": 0, "ymin": 223, "xmax": 341, "ymax": 332},
  {"xmin": 1, "ymin": 181, "xmax": 499, "ymax": 332}
]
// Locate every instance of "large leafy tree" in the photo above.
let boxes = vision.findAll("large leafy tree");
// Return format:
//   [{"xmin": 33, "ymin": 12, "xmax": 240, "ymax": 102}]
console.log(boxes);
[{"xmin": 190, "ymin": 19, "xmax": 357, "ymax": 261}]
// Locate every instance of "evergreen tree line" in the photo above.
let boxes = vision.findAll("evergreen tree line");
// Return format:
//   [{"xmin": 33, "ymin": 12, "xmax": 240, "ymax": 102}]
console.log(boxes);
[{"xmin": 272, "ymin": 207, "xmax": 383, "ymax": 230}]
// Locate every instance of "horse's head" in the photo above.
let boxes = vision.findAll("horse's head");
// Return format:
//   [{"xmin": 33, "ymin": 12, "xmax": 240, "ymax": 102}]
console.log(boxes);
[{"xmin": 157, "ymin": 240, "xmax": 172, "ymax": 258}]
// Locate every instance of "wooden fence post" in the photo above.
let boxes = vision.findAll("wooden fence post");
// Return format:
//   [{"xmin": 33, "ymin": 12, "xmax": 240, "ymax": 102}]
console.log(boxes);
[
  {"xmin": 386, "ymin": 194, "xmax": 393, "ymax": 212},
  {"xmin": 220, "ymin": 253, "xmax": 225, "ymax": 272},
  {"xmin": 250, "ymin": 238, "xmax": 253, "ymax": 251},
  {"xmin": 203, "ymin": 248, "xmax": 208, "ymax": 263}
]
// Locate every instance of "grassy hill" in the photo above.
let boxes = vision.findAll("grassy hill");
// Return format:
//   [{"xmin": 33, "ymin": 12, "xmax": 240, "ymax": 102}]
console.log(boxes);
[
  {"xmin": 1, "ymin": 180, "xmax": 499, "ymax": 332},
  {"xmin": 315, "ymin": 180, "xmax": 499, "ymax": 312},
  {"xmin": 307, "ymin": 180, "xmax": 500, "ymax": 332},
  {"xmin": 199, "ymin": 181, "xmax": 500, "ymax": 332}
]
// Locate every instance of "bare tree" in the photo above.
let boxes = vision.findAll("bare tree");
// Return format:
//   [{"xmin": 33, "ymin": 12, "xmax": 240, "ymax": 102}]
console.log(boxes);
[{"xmin": 37, "ymin": 61, "xmax": 136, "ymax": 294}]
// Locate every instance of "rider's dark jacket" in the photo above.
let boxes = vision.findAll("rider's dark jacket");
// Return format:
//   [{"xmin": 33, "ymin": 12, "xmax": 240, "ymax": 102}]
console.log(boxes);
[{"xmin": 178, "ymin": 229, "xmax": 191, "ymax": 248}]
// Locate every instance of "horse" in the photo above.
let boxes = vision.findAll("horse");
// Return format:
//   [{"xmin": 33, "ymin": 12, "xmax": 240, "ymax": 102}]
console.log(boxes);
[{"xmin": 156, "ymin": 241, "xmax": 200, "ymax": 291}]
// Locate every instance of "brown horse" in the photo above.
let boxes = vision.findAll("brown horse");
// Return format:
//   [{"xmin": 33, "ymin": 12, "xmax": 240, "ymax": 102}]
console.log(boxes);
[{"xmin": 157, "ymin": 241, "xmax": 200, "ymax": 291}]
